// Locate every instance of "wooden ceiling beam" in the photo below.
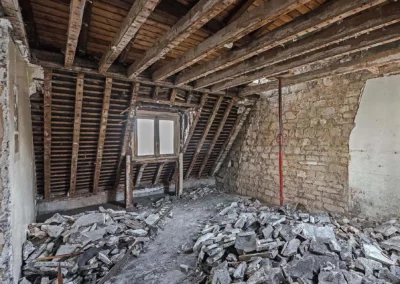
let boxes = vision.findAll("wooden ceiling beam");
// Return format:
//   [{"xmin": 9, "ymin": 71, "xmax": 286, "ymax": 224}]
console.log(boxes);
[
  {"xmin": 65, "ymin": 0, "xmax": 87, "ymax": 67},
  {"xmin": 152, "ymin": 0, "xmax": 310, "ymax": 82},
  {"xmin": 182, "ymin": 93, "xmax": 208, "ymax": 153},
  {"xmin": 196, "ymin": 1, "xmax": 400, "ymax": 89},
  {"xmin": 175, "ymin": 0, "xmax": 388, "ymax": 86},
  {"xmin": 127, "ymin": 0, "xmax": 234, "ymax": 78},
  {"xmin": 226, "ymin": 0, "xmax": 256, "ymax": 25},
  {"xmin": 185, "ymin": 96, "xmax": 223, "ymax": 179},
  {"xmin": 198, "ymin": 99, "xmax": 234, "ymax": 178},
  {"xmin": 98, "ymin": 0, "xmax": 160, "ymax": 74},
  {"xmin": 212, "ymin": 23, "xmax": 400, "ymax": 91},
  {"xmin": 93, "ymin": 78, "xmax": 112, "ymax": 193},
  {"xmin": 31, "ymin": 49, "xmax": 235, "ymax": 97},
  {"xmin": 240, "ymin": 42, "xmax": 400, "ymax": 96},
  {"xmin": 211, "ymin": 107, "xmax": 252, "ymax": 176},
  {"xmin": 69, "ymin": 73, "xmax": 84, "ymax": 197}
]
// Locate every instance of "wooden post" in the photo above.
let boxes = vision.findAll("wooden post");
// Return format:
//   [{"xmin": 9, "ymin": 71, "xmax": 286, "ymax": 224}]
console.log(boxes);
[
  {"xmin": 43, "ymin": 69, "xmax": 52, "ymax": 199},
  {"xmin": 93, "ymin": 78, "xmax": 112, "ymax": 193},
  {"xmin": 177, "ymin": 153, "xmax": 183, "ymax": 197},
  {"xmin": 135, "ymin": 163, "xmax": 147, "ymax": 187},
  {"xmin": 125, "ymin": 154, "xmax": 133, "ymax": 208},
  {"xmin": 69, "ymin": 73, "xmax": 84, "ymax": 196}
]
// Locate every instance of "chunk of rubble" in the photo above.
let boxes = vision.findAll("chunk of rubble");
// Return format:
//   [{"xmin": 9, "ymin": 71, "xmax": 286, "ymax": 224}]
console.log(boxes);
[
  {"xmin": 44, "ymin": 213, "xmax": 66, "ymax": 224},
  {"xmin": 235, "ymin": 231, "xmax": 257, "ymax": 253},
  {"xmin": 72, "ymin": 213, "xmax": 106, "ymax": 228},
  {"xmin": 362, "ymin": 243, "xmax": 396, "ymax": 266}
]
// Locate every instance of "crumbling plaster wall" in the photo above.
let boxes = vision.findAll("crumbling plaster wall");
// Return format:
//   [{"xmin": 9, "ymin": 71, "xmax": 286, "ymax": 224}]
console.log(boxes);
[
  {"xmin": 0, "ymin": 19, "xmax": 37, "ymax": 283},
  {"xmin": 349, "ymin": 74, "xmax": 400, "ymax": 218},
  {"xmin": 216, "ymin": 71, "xmax": 378, "ymax": 214}
]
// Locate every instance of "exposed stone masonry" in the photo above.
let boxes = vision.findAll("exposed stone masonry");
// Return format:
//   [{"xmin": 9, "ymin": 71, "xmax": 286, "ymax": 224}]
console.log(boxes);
[{"xmin": 217, "ymin": 71, "xmax": 378, "ymax": 214}]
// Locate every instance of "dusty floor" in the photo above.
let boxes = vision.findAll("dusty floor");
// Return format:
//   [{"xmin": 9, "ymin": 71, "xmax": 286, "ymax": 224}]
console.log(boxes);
[{"xmin": 106, "ymin": 193, "xmax": 238, "ymax": 284}]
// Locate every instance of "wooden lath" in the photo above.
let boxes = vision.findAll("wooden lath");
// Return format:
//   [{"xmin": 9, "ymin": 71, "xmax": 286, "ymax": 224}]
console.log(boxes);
[
  {"xmin": 98, "ymin": 0, "xmax": 160, "ymax": 74},
  {"xmin": 152, "ymin": 0, "xmax": 310, "ymax": 81},
  {"xmin": 185, "ymin": 96, "xmax": 223, "ymax": 179},
  {"xmin": 93, "ymin": 78, "xmax": 112, "ymax": 193},
  {"xmin": 69, "ymin": 73, "xmax": 84, "ymax": 196},
  {"xmin": 126, "ymin": 0, "xmax": 235, "ymax": 78},
  {"xmin": 43, "ymin": 69, "xmax": 52, "ymax": 199},
  {"xmin": 197, "ymin": 99, "xmax": 234, "ymax": 177},
  {"xmin": 65, "ymin": 0, "xmax": 87, "ymax": 67}
]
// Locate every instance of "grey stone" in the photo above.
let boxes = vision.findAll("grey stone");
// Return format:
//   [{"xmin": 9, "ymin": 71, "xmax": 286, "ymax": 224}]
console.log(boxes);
[
  {"xmin": 211, "ymin": 268, "xmax": 231, "ymax": 284},
  {"xmin": 377, "ymin": 267, "xmax": 400, "ymax": 283},
  {"xmin": 375, "ymin": 224, "xmax": 398, "ymax": 237},
  {"xmin": 22, "ymin": 241, "xmax": 36, "ymax": 260},
  {"xmin": 126, "ymin": 229, "xmax": 148, "ymax": 237},
  {"xmin": 33, "ymin": 261, "xmax": 74, "ymax": 268},
  {"xmin": 318, "ymin": 270, "xmax": 346, "ymax": 284},
  {"xmin": 287, "ymin": 256, "xmax": 315, "ymax": 280},
  {"xmin": 144, "ymin": 213, "xmax": 159, "ymax": 226},
  {"xmin": 281, "ymin": 239, "xmax": 300, "ymax": 256},
  {"xmin": 234, "ymin": 216, "xmax": 246, "ymax": 229},
  {"xmin": 362, "ymin": 243, "xmax": 395, "ymax": 265},
  {"xmin": 180, "ymin": 264, "xmax": 189, "ymax": 273},
  {"xmin": 69, "ymin": 232, "xmax": 91, "ymax": 246},
  {"xmin": 193, "ymin": 232, "xmax": 214, "ymax": 251},
  {"xmin": 40, "ymin": 277, "xmax": 50, "ymax": 284},
  {"xmin": 355, "ymin": 257, "xmax": 383, "ymax": 275},
  {"xmin": 341, "ymin": 270, "xmax": 363, "ymax": 284},
  {"xmin": 301, "ymin": 224, "xmax": 335, "ymax": 239},
  {"xmin": 83, "ymin": 228, "xmax": 107, "ymax": 242},
  {"xmin": 233, "ymin": 262, "xmax": 247, "ymax": 280},
  {"xmin": 106, "ymin": 236, "xmax": 119, "ymax": 246},
  {"xmin": 247, "ymin": 266, "xmax": 283, "ymax": 284},
  {"xmin": 381, "ymin": 236, "xmax": 400, "ymax": 252},
  {"xmin": 262, "ymin": 225, "xmax": 273, "ymax": 239},
  {"xmin": 235, "ymin": 231, "xmax": 256, "ymax": 253},
  {"xmin": 44, "ymin": 213, "xmax": 66, "ymax": 224},
  {"xmin": 226, "ymin": 253, "xmax": 237, "ymax": 262},
  {"xmin": 309, "ymin": 238, "xmax": 332, "ymax": 255},
  {"xmin": 43, "ymin": 225, "xmax": 64, "ymax": 238},
  {"xmin": 72, "ymin": 213, "xmax": 106, "ymax": 228},
  {"xmin": 55, "ymin": 244, "xmax": 80, "ymax": 256},
  {"xmin": 391, "ymin": 265, "xmax": 400, "ymax": 277},
  {"xmin": 98, "ymin": 252, "xmax": 111, "ymax": 265},
  {"xmin": 328, "ymin": 239, "xmax": 341, "ymax": 252},
  {"xmin": 19, "ymin": 277, "xmax": 32, "ymax": 284}
]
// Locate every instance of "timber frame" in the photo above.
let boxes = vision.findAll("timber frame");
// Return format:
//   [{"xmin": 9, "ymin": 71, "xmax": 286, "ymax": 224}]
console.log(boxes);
[{"xmin": 2, "ymin": 0, "xmax": 400, "ymax": 204}]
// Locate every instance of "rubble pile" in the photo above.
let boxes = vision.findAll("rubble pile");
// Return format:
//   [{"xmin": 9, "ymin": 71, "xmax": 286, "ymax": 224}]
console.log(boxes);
[
  {"xmin": 180, "ymin": 186, "xmax": 220, "ymax": 200},
  {"xmin": 189, "ymin": 199, "xmax": 400, "ymax": 283},
  {"xmin": 20, "ymin": 204, "xmax": 172, "ymax": 284}
]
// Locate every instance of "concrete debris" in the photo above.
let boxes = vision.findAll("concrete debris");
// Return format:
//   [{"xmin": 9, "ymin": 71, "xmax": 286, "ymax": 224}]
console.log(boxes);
[
  {"xmin": 20, "ymin": 195, "xmax": 175, "ymax": 283},
  {"xmin": 185, "ymin": 197, "xmax": 400, "ymax": 283}
]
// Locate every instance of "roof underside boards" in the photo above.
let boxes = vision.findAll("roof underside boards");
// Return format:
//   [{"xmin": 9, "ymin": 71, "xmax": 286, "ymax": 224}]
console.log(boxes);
[{"xmin": 30, "ymin": 69, "xmax": 245, "ymax": 199}]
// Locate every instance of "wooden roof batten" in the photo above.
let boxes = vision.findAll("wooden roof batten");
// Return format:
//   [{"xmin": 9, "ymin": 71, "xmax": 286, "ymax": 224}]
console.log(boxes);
[
  {"xmin": 152, "ymin": 0, "xmax": 311, "ymax": 82},
  {"xmin": 126, "ymin": 0, "xmax": 236, "ymax": 78},
  {"xmin": 98, "ymin": 0, "xmax": 160, "ymax": 74}
]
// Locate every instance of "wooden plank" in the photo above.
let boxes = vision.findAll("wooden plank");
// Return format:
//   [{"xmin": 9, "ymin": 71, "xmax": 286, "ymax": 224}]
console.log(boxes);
[
  {"xmin": 185, "ymin": 96, "xmax": 223, "ymax": 179},
  {"xmin": 175, "ymin": 0, "xmax": 388, "ymax": 86},
  {"xmin": 30, "ymin": 49, "xmax": 237, "ymax": 97},
  {"xmin": 178, "ymin": 153, "xmax": 183, "ymax": 197},
  {"xmin": 118, "ymin": 40, "xmax": 134, "ymax": 64},
  {"xmin": 69, "ymin": 73, "xmax": 84, "ymax": 196},
  {"xmin": 211, "ymin": 108, "xmax": 252, "ymax": 176},
  {"xmin": 153, "ymin": 163, "xmax": 166, "ymax": 184},
  {"xmin": 196, "ymin": 1, "xmax": 400, "ymax": 89},
  {"xmin": 182, "ymin": 93, "xmax": 208, "ymax": 153},
  {"xmin": 113, "ymin": 82, "xmax": 139, "ymax": 191},
  {"xmin": 197, "ymin": 99, "xmax": 234, "ymax": 177},
  {"xmin": 135, "ymin": 163, "xmax": 147, "ymax": 186},
  {"xmin": 65, "ymin": 0, "xmax": 87, "ymax": 67},
  {"xmin": 93, "ymin": 78, "xmax": 112, "ymax": 193},
  {"xmin": 43, "ymin": 69, "xmax": 52, "ymax": 199},
  {"xmin": 212, "ymin": 22, "xmax": 400, "ymax": 91},
  {"xmin": 152, "ymin": 86, "xmax": 159, "ymax": 100},
  {"xmin": 169, "ymin": 89, "xmax": 177, "ymax": 104},
  {"xmin": 125, "ymin": 154, "xmax": 133, "ymax": 208},
  {"xmin": 1, "ymin": 0, "xmax": 29, "ymax": 54},
  {"xmin": 136, "ymin": 97, "xmax": 199, "ymax": 108},
  {"xmin": 226, "ymin": 0, "xmax": 256, "ymax": 25},
  {"xmin": 152, "ymin": 0, "xmax": 310, "ymax": 82},
  {"xmin": 78, "ymin": 0, "xmax": 92, "ymax": 56},
  {"xmin": 98, "ymin": 0, "xmax": 160, "ymax": 74},
  {"xmin": 126, "ymin": 0, "xmax": 235, "ymax": 78},
  {"xmin": 240, "ymin": 43, "xmax": 400, "ymax": 96}
]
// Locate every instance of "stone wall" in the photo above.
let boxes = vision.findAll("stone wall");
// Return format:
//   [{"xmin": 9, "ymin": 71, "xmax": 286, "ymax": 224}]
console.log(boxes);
[{"xmin": 216, "ymin": 71, "xmax": 377, "ymax": 214}]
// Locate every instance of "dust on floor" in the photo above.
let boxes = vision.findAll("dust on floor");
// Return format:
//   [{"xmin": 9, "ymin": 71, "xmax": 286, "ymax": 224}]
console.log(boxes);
[{"xmin": 107, "ymin": 193, "xmax": 238, "ymax": 284}]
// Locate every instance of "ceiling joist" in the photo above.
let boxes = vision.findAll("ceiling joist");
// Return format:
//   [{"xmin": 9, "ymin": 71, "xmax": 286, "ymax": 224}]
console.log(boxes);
[{"xmin": 65, "ymin": 0, "xmax": 86, "ymax": 67}]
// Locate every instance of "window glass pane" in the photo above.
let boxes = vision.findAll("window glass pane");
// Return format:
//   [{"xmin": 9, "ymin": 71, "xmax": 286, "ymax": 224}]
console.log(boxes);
[
  {"xmin": 159, "ymin": 120, "xmax": 174, "ymax": 155},
  {"xmin": 137, "ymin": 119, "xmax": 154, "ymax": 156}
]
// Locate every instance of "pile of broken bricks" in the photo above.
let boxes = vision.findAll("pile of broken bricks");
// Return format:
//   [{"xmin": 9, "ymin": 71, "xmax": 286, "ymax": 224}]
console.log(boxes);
[
  {"xmin": 186, "ymin": 198, "xmax": 400, "ymax": 284},
  {"xmin": 19, "ymin": 202, "xmax": 172, "ymax": 284}
]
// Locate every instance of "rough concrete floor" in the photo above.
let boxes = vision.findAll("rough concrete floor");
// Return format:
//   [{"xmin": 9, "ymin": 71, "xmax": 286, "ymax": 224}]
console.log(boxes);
[{"xmin": 108, "ymin": 193, "xmax": 238, "ymax": 284}]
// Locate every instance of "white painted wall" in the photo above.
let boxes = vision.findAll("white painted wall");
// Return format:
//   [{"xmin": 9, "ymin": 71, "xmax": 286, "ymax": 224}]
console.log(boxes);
[{"xmin": 349, "ymin": 75, "xmax": 400, "ymax": 217}]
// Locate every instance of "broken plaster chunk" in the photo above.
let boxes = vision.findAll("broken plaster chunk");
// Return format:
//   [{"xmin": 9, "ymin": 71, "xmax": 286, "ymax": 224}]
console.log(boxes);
[
  {"xmin": 380, "ymin": 236, "xmax": 400, "ymax": 252},
  {"xmin": 55, "ymin": 244, "xmax": 80, "ymax": 256},
  {"xmin": 318, "ymin": 269, "xmax": 346, "ymax": 284},
  {"xmin": 281, "ymin": 238, "xmax": 300, "ymax": 257},
  {"xmin": 180, "ymin": 264, "xmax": 189, "ymax": 273},
  {"xmin": 233, "ymin": 262, "xmax": 247, "ymax": 280},
  {"xmin": 262, "ymin": 225, "xmax": 273, "ymax": 239},
  {"xmin": 193, "ymin": 232, "xmax": 214, "ymax": 252},
  {"xmin": 23, "ymin": 241, "xmax": 36, "ymax": 260},
  {"xmin": 301, "ymin": 223, "xmax": 336, "ymax": 240},
  {"xmin": 235, "ymin": 231, "xmax": 257, "ymax": 253},
  {"xmin": 126, "ymin": 229, "xmax": 147, "ymax": 237},
  {"xmin": 144, "ymin": 213, "xmax": 159, "ymax": 226},
  {"xmin": 355, "ymin": 257, "xmax": 383, "ymax": 274},
  {"xmin": 42, "ymin": 225, "xmax": 64, "ymax": 238},
  {"xmin": 97, "ymin": 253, "xmax": 112, "ymax": 265},
  {"xmin": 44, "ymin": 213, "xmax": 66, "ymax": 224},
  {"xmin": 362, "ymin": 243, "xmax": 395, "ymax": 266},
  {"xmin": 374, "ymin": 224, "xmax": 398, "ymax": 237},
  {"xmin": 212, "ymin": 267, "xmax": 232, "ymax": 284},
  {"xmin": 72, "ymin": 213, "xmax": 106, "ymax": 228}
]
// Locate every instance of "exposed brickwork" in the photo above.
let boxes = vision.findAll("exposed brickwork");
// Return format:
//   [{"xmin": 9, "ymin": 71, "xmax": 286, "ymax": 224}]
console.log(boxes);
[{"xmin": 216, "ymin": 71, "xmax": 376, "ymax": 214}]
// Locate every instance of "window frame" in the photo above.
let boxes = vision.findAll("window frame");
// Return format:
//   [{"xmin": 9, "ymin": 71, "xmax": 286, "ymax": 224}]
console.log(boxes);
[{"xmin": 133, "ymin": 111, "xmax": 180, "ymax": 160}]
